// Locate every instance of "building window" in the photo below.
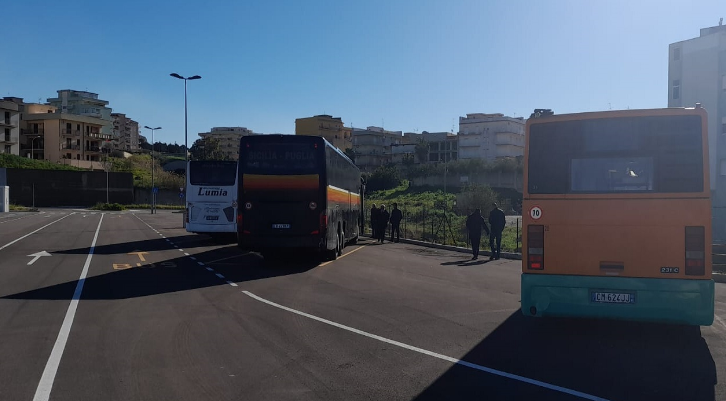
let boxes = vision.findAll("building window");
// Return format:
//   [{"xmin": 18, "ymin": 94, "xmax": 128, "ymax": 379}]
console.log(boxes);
[
  {"xmin": 4, "ymin": 145, "xmax": 10, "ymax": 154},
  {"xmin": 673, "ymin": 80, "xmax": 680, "ymax": 100},
  {"xmin": 673, "ymin": 47, "xmax": 680, "ymax": 61}
]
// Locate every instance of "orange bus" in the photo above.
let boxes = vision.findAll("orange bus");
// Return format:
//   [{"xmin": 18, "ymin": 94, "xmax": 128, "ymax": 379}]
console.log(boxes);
[{"xmin": 521, "ymin": 106, "xmax": 714, "ymax": 325}]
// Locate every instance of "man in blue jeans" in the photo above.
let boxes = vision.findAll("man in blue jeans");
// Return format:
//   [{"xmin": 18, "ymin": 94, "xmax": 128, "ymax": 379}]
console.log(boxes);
[{"xmin": 488, "ymin": 203, "xmax": 506, "ymax": 260}]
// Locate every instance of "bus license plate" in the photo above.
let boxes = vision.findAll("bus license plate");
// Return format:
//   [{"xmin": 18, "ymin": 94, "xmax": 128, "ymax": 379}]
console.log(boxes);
[
  {"xmin": 205, "ymin": 216, "xmax": 219, "ymax": 221},
  {"xmin": 591, "ymin": 292, "xmax": 635, "ymax": 304},
  {"xmin": 272, "ymin": 224, "xmax": 291, "ymax": 229}
]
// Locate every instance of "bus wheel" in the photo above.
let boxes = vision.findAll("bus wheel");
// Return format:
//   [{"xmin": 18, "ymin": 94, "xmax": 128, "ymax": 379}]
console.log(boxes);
[{"xmin": 327, "ymin": 234, "xmax": 339, "ymax": 261}]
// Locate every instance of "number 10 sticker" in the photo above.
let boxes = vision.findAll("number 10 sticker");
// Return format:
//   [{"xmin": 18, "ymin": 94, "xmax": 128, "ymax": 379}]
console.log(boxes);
[{"xmin": 530, "ymin": 206, "xmax": 542, "ymax": 220}]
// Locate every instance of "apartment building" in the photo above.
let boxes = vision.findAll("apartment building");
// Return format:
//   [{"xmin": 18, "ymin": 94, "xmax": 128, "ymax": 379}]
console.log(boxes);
[
  {"xmin": 295, "ymin": 115, "xmax": 352, "ymax": 150},
  {"xmin": 47, "ymin": 90, "xmax": 113, "ymax": 135},
  {"xmin": 669, "ymin": 22, "xmax": 726, "ymax": 240},
  {"xmin": 111, "ymin": 113, "xmax": 140, "ymax": 151},
  {"xmin": 351, "ymin": 127, "xmax": 404, "ymax": 171},
  {"xmin": 0, "ymin": 98, "xmax": 21, "ymax": 155},
  {"xmin": 198, "ymin": 127, "xmax": 257, "ymax": 160},
  {"xmin": 16, "ymin": 99, "xmax": 112, "ymax": 170},
  {"xmin": 457, "ymin": 113, "xmax": 525, "ymax": 160}
]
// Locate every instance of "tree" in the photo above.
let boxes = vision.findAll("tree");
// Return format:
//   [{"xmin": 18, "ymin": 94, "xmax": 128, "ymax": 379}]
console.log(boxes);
[
  {"xmin": 457, "ymin": 184, "xmax": 498, "ymax": 215},
  {"xmin": 415, "ymin": 141, "xmax": 429, "ymax": 164},
  {"xmin": 190, "ymin": 137, "xmax": 231, "ymax": 161},
  {"xmin": 366, "ymin": 165, "xmax": 401, "ymax": 193},
  {"xmin": 344, "ymin": 148, "xmax": 356, "ymax": 163},
  {"xmin": 401, "ymin": 153, "xmax": 415, "ymax": 167}
]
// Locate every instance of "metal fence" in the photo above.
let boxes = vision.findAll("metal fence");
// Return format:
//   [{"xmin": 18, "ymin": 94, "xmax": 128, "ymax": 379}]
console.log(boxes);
[{"xmin": 363, "ymin": 207, "xmax": 521, "ymax": 252}]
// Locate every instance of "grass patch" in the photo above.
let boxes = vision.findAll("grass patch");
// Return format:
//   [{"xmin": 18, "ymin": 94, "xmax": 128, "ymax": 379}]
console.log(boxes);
[
  {"xmin": 124, "ymin": 204, "xmax": 185, "ymax": 210},
  {"xmin": 366, "ymin": 182, "xmax": 522, "ymax": 252},
  {"xmin": 9, "ymin": 204, "xmax": 38, "ymax": 212},
  {"xmin": 108, "ymin": 154, "xmax": 185, "ymax": 190},
  {"xmin": 90, "ymin": 203, "xmax": 126, "ymax": 211},
  {"xmin": 0, "ymin": 154, "xmax": 83, "ymax": 171}
]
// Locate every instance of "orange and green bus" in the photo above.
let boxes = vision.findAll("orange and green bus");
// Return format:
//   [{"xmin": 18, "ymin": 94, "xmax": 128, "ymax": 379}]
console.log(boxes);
[{"xmin": 521, "ymin": 106, "xmax": 714, "ymax": 326}]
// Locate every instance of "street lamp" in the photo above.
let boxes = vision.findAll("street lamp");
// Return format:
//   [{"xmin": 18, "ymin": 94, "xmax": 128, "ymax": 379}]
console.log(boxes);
[
  {"xmin": 169, "ymin": 73, "xmax": 201, "ymax": 163},
  {"xmin": 29, "ymin": 135, "xmax": 41, "ymax": 159},
  {"xmin": 144, "ymin": 126, "xmax": 162, "ymax": 214}
]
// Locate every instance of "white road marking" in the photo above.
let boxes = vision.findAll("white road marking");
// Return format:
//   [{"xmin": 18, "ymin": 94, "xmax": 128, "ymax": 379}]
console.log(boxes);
[
  {"xmin": 198, "ymin": 262, "xmax": 205, "ymax": 266},
  {"xmin": 242, "ymin": 291, "xmax": 610, "ymax": 401},
  {"xmin": 33, "ymin": 214, "xmax": 105, "ymax": 401},
  {"xmin": 206, "ymin": 267, "xmax": 214, "ymax": 271},
  {"xmin": 0, "ymin": 215, "xmax": 33, "ymax": 224},
  {"xmin": 178, "ymin": 249, "xmax": 185, "ymax": 252},
  {"xmin": 226, "ymin": 281, "xmax": 238, "ymax": 287},
  {"xmin": 215, "ymin": 273, "xmax": 225, "ymax": 279},
  {"xmin": 165, "ymin": 239, "xmax": 171, "ymax": 242},
  {"xmin": 190, "ymin": 256, "xmax": 197, "ymax": 261},
  {"xmin": 0, "ymin": 213, "xmax": 75, "ymax": 252},
  {"xmin": 184, "ymin": 253, "xmax": 190, "ymax": 256}
]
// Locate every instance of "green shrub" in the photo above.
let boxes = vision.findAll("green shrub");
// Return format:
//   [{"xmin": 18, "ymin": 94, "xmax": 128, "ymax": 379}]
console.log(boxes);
[{"xmin": 91, "ymin": 203, "xmax": 126, "ymax": 211}]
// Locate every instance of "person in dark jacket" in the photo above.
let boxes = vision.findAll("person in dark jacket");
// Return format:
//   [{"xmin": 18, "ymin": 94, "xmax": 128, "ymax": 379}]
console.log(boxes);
[
  {"xmin": 466, "ymin": 208, "xmax": 490, "ymax": 260},
  {"xmin": 370, "ymin": 204, "xmax": 379, "ymax": 239},
  {"xmin": 489, "ymin": 202, "xmax": 506, "ymax": 260},
  {"xmin": 389, "ymin": 203, "xmax": 403, "ymax": 243},
  {"xmin": 377, "ymin": 204, "xmax": 390, "ymax": 243}
]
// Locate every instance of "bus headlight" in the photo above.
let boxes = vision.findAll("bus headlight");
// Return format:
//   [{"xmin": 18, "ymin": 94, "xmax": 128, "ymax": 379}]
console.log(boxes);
[
  {"xmin": 232, "ymin": 200, "xmax": 238, "ymax": 208},
  {"xmin": 309, "ymin": 201, "xmax": 317, "ymax": 210}
]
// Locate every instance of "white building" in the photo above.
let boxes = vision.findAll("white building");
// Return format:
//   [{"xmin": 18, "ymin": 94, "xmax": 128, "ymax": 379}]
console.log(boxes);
[
  {"xmin": 669, "ymin": 22, "xmax": 726, "ymax": 240},
  {"xmin": 111, "ymin": 113, "xmax": 140, "ymax": 151},
  {"xmin": 47, "ymin": 90, "xmax": 113, "ymax": 135},
  {"xmin": 198, "ymin": 127, "xmax": 257, "ymax": 161},
  {"xmin": 457, "ymin": 113, "xmax": 525, "ymax": 161},
  {"xmin": 351, "ymin": 127, "xmax": 404, "ymax": 171},
  {"xmin": 0, "ymin": 98, "xmax": 21, "ymax": 155}
]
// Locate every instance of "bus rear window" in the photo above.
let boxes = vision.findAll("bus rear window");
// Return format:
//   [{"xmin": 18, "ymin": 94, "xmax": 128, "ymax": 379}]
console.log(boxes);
[
  {"xmin": 242, "ymin": 143, "xmax": 319, "ymax": 173},
  {"xmin": 528, "ymin": 115, "xmax": 703, "ymax": 194},
  {"xmin": 189, "ymin": 161, "xmax": 237, "ymax": 186}
]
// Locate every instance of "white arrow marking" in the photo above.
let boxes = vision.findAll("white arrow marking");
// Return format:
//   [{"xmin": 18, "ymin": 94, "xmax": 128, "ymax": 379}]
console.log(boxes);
[{"xmin": 27, "ymin": 251, "xmax": 52, "ymax": 265}]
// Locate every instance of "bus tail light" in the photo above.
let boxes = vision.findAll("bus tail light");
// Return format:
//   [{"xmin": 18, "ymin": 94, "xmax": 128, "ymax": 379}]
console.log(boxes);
[
  {"xmin": 685, "ymin": 226, "xmax": 705, "ymax": 276},
  {"xmin": 237, "ymin": 213, "xmax": 242, "ymax": 225},
  {"xmin": 527, "ymin": 225, "xmax": 544, "ymax": 270}
]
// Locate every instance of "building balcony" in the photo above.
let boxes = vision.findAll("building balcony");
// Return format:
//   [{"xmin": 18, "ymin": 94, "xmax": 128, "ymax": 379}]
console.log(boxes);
[
  {"xmin": 86, "ymin": 146, "xmax": 101, "ymax": 152},
  {"xmin": 22, "ymin": 129, "xmax": 45, "ymax": 136},
  {"xmin": 62, "ymin": 129, "xmax": 82, "ymax": 137},
  {"xmin": 61, "ymin": 144, "xmax": 81, "ymax": 150},
  {"xmin": 0, "ymin": 136, "xmax": 17, "ymax": 144},
  {"xmin": 81, "ymin": 111, "xmax": 102, "ymax": 118},
  {"xmin": 0, "ymin": 119, "xmax": 15, "ymax": 128}
]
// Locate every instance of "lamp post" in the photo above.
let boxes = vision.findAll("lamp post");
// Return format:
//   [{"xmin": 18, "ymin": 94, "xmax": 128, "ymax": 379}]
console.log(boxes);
[
  {"xmin": 144, "ymin": 126, "xmax": 162, "ymax": 214},
  {"xmin": 169, "ymin": 73, "xmax": 201, "ymax": 164}
]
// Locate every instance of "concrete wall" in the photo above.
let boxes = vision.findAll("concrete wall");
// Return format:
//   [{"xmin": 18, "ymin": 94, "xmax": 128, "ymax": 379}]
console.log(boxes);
[
  {"xmin": 133, "ymin": 187, "xmax": 185, "ymax": 206},
  {"xmin": 6, "ymin": 169, "xmax": 133, "ymax": 206},
  {"xmin": 411, "ymin": 170, "xmax": 523, "ymax": 192}
]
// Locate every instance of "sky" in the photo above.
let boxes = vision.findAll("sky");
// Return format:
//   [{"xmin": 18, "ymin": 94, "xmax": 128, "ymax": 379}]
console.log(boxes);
[{"xmin": 1, "ymin": 0, "xmax": 725, "ymax": 145}]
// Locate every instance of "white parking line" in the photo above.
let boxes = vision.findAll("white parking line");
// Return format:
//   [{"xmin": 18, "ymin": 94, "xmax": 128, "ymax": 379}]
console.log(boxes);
[
  {"xmin": 0, "ymin": 213, "xmax": 75, "ymax": 252},
  {"xmin": 226, "ymin": 281, "xmax": 238, "ymax": 287},
  {"xmin": 215, "ymin": 273, "xmax": 225, "ymax": 279},
  {"xmin": 205, "ymin": 267, "xmax": 214, "ymax": 271},
  {"xmin": 198, "ymin": 262, "xmax": 205, "ymax": 266},
  {"xmin": 241, "ymin": 291, "xmax": 610, "ymax": 401},
  {"xmin": 190, "ymin": 256, "xmax": 197, "ymax": 260},
  {"xmin": 184, "ymin": 253, "xmax": 190, "ymax": 256},
  {"xmin": 33, "ymin": 214, "xmax": 105, "ymax": 401}
]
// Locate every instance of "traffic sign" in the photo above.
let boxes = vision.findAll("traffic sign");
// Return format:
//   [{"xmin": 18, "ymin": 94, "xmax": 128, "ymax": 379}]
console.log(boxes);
[
  {"xmin": 152, "ymin": 187, "xmax": 159, "ymax": 194},
  {"xmin": 179, "ymin": 192, "xmax": 185, "ymax": 199}
]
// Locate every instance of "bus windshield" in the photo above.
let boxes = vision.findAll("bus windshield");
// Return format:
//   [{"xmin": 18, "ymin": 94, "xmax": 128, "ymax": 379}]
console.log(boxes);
[
  {"xmin": 528, "ymin": 115, "xmax": 703, "ymax": 194},
  {"xmin": 189, "ymin": 161, "xmax": 237, "ymax": 186},
  {"xmin": 241, "ymin": 142, "xmax": 319, "ymax": 174}
]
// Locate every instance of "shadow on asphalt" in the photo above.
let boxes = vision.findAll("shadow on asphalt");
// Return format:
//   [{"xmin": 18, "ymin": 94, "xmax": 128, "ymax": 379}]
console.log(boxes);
[
  {"xmin": 440, "ymin": 259, "xmax": 492, "ymax": 266},
  {"xmin": 1, "ymin": 245, "xmax": 321, "ymax": 301},
  {"xmin": 414, "ymin": 312, "xmax": 716, "ymax": 401},
  {"xmin": 52, "ymin": 234, "xmax": 225, "ymax": 255}
]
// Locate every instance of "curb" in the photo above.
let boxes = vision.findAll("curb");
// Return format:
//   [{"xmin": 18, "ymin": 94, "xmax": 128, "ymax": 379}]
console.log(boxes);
[{"xmin": 362, "ymin": 234, "xmax": 522, "ymax": 261}]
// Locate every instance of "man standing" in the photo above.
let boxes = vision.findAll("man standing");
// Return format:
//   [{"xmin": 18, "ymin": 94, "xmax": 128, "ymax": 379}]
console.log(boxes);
[
  {"xmin": 389, "ymin": 203, "xmax": 403, "ymax": 243},
  {"xmin": 466, "ymin": 208, "xmax": 489, "ymax": 260},
  {"xmin": 489, "ymin": 202, "xmax": 506, "ymax": 260},
  {"xmin": 370, "ymin": 204, "xmax": 379, "ymax": 239},
  {"xmin": 378, "ymin": 204, "xmax": 390, "ymax": 243}
]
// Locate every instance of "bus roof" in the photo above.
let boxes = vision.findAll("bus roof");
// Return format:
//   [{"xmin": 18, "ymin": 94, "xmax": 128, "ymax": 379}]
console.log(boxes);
[{"xmin": 239, "ymin": 134, "xmax": 357, "ymax": 168}]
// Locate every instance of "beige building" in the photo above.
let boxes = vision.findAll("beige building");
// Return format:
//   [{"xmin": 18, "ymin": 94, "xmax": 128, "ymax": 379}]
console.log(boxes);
[
  {"xmin": 47, "ymin": 90, "xmax": 113, "ymax": 135},
  {"xmin": 458, "ymin": 113, "xmax": 525, "ymax": 160},
  {"xmin": 111, "ymin": 113, "xmax": 140, "ymax": 151},
  {"xmin": 295, "ymin": 115, "xmax": 352, "ymax": 150},
  {"xmin": 198, "ymin": 127, "xmax": 257, "ymax": 161},
  {"xmin": 19, "ymin": 101, "xmax": 112, "ymax": 170},
  {"xmin": 351, "ymin": 127, "xmax": 404, "ymax": 171},
  {"xmin": 0, "ymin": 98, "xmax": 21, "ymax": 155}
]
